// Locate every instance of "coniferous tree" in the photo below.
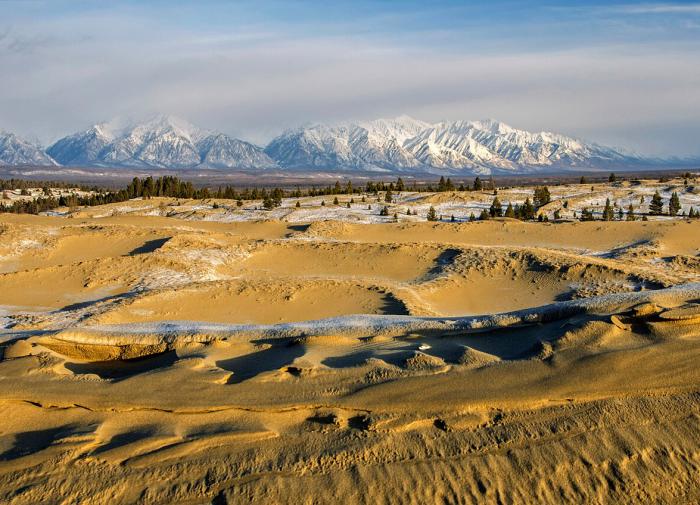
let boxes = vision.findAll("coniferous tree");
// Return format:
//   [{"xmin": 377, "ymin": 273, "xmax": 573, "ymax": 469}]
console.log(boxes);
[
  {"xmin": 626, "ymin": 204, "xmax": 636, "ymax": 221},
  {"xmin": 533, "ymin": 186, "xmax": 551, "ymax": 208},
  {"xmin": 489, "ymin": 197, "xmax": 503, "ymax": 217},
  {"xmin": 608, "ymin": 173, "xmax": 616, "ymax": 183},
  {"xmin": 479, "ymin": 209, "xmax": 490, "ymax": 220},
  {"xmin": 396, "ymin": 177, "xmax": 405, "ymax": 192},
  {"xmin": 505, "ymin": 202, "xmax": 515, "ymax": 218},
  {"xmin": 469, "ymin": 212, "xmax": 476, "ymax": 222},
  {"xmin": 385, "ymin": 189, "xmax": 393, "ymax": 203},
  {"xmin": 379, "ymin": 206, "xmax": 389, "ymax": 216},
  {"xmin": 553, "ymin": 208, "xmax": 561, "ymax": 220},
  {"xmin": 437, "ymin": 177, "xmax": 447, "ymax": 192},
  {"xmin": 602, "ymin": 198, "xmax": 614, "ymax": 221},
  {"xmin": 649, "ymin": 191, "xmax": 664, "ymax": 215},
  {"xmin": 473, "ymin": 177, "xmax": 482, "ymax": 191},
  {"xmin": 580, "ymin": 208, "xmax": 595, "ymax": 221},
  {"xmin": 426, "ymin": 206, "xmax": 438, "ymax": 221},
  {"xmin": 520, "ymin": 198, "xmax": 535, "ymax": 220},
  {"xmin": 669, "ymin": 191, "xmax": 681, "ymax": 216},
  {"xmin": 333, "ymin": 197, "xmax": 339, "ymax": 205}
]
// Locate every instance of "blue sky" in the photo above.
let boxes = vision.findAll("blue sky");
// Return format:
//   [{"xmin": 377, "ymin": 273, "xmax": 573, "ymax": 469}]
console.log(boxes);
[{"xmin": 1, "ymin": 0, "xmax": 699, "ymax": 155}]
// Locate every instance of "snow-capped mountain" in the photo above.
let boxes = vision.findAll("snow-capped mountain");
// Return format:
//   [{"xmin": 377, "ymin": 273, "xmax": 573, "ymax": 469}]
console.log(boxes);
[
  {"xmin": 48, "ymin": 116, "xmax": 275, "ymax": 170},
  {"xmin": 267, "ymin": 117, "xmax": 645, "ymax": 174},
  {"xmin": 3, "ymin": 114, "xmax": 685, "ymax": 174},
  {"xmin": 264, "ymin": 116, "xmax": 431, "ymax": 172},
  {"xmin": 0, "ymin": 131, "xmax": 57, "ymax": 166},
  {"xmin": 197, "ymin": 133, "xmax": 276, "ymax": 169}
]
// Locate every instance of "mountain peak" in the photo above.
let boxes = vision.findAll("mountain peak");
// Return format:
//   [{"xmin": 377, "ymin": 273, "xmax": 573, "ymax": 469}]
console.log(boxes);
[{"xmin": 0, "ymin": 130, "xmax": 58, "ymax": 166}]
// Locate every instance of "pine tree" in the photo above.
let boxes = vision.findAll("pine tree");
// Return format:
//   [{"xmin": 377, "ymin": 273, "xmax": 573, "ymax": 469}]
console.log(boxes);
[
  {"xmin": 669, "ymin": 191, "xmax": 681, "ymax": 216},
  {"xmin": 450, "ymin": 214, "xmax": 455, "ymax": 222},
  {"xmin": 396, "ymin": 177, "xmax": 405, "ymax": 192},
  {"xmin": 427, "ymin": 206, "xmax": 438, "ymax": 221},
  {"xmin": 505, "ymin": 202, "xmax": 515, "ymax": 218},
  {"xmin": 602, "ymin": 198, "xmax": 614, "ymax": 221},
  {"xmin": 333, "ymin": 197, "xmax": 339, "ymax": 205},
  {"xmin": 437, "ymin": 177, "xmax": 447, "ymax": 192},
  {"xmin": 649, "ymin": 191, "xmax": 664, "ymax": 215},
  {"xmin": 533, "ymin": 186, "xmax": 551, "ymax": 208},
  {"xmin": 553, "ymin": 209, "xmax": 561, "ymax": 220},
  {"xmin": 580, "ymin": 208, "xmax": 595, "ymax": 221},
  {"xmin": 321, "ymin": 200, "xmax": 325, "ymax": 207},
  {"xmin": 469, "ymin": 213, "xmax": 476, "ymax": 222},
  {"xmin": 580, "ymin": 176, "xmax": 587, "ymax": 184},
  {"xmin": 473, "ymin": 177, "xmax": 482, "ymax": 191},
  {"xmin": 479, "ymin": 209, "xmax": 490, "ymax": 220},
  {"xmin": 608, "ymin": 173, "xmax": 616, "ymax": 183},
  {"xmin": 489, "ymin": 197, "xmax": 503, "ymax": 217},
  {"xmin": 346, "ymin": 202, "xmax": 351, "ymax": 208},
  {"xmin": 446, "ymin": 178, "xmax": 455, "ymax": 191},
  {"xmin": 379, "ymin": 206, "xmax": 389, "ymax": 216},
  {"xmin": 626, "ymin": 204, "xmax": 635, "ymax": 221},
  {"xmin": 385, "ymin": 189, "xmax": 393, "ymax": 203},
  {"xmin": 295, "ymin": 200, "xmax": 301, "ymax": 208},
  {"xmin": 520, "ymin": 198, "xmax": 535, "ymax": 220}
]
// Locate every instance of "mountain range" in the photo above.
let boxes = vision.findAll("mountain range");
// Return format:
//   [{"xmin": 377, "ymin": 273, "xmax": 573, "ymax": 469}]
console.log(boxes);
[{"xmin": 0, "ymin": 115, "xmax": 693, "ymax": 174}]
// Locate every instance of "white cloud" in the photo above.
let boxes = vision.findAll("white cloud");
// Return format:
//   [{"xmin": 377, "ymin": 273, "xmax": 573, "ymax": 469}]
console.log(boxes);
[{"xmin": 0, "ymin": 3, "xmax": 699, "ymax": 156}]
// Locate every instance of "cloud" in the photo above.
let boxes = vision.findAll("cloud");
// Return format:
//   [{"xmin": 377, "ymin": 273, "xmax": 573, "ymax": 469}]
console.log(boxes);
[
  {"xmin": 0, "ymin": 1, "xmax": 699, "ymax": 156},
  {"xmin": 615, "ymin": 3, "xmax": 700, "ymax": 14}
]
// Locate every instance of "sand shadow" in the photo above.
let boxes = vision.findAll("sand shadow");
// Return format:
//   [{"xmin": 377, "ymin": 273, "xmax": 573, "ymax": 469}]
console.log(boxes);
[
  {"xmin": 127, "ymin": 237, "xmax": 171, "ymax": 256},
  {"xmin": 64, "ymin": 351, "xmax": 179, "ymax": 381},
  {"xmin": 0, "ymin": 426, "xmax": 74, "ymax": 460},
  {"xmin": 216, "ymin": 341, "xmax": 306, "ymax": 384},
  {"xmin": 379, "ymin": 293, "xmax": 410, "ymax": 315},
  {"xmin": 286, "ymin": 224, "xmax": 311, "ymax": 234},
  {"xmin": 57, "ymin": 291, "xmax": 137, "ymax": 313},
  {"xmin": 90, "ymin": 428, "xmax": 158, "ymax": 455}
]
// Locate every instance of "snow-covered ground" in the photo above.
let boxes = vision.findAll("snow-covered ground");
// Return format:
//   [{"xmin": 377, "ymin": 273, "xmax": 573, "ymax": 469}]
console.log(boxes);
[{"xmin": 23, "ymin": 176, "xmax": 700, "ymax": 224}]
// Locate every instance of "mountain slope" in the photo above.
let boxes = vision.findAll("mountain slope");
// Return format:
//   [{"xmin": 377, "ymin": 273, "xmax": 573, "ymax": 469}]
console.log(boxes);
[
  {"xmin": 5, "ymin": 115, "xmax": 683, "ymax": 173},
  {"xmin": 0, "ymin": 131, "xmax": 57, "ymax": 166},
  {"xmin": 268, "ymin": 117, "xmax": 646, "ymax": 174},
  {"xmin": 264, "ymin": 116, "xmax": 431, "ymax": 172},
  {"xmin": 48, "ymin": 116, "xmax": 274, "ymax": 169}
]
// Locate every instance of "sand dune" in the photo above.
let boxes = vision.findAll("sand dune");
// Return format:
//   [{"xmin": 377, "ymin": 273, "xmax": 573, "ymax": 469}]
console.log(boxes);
[{"xmin": 1, "ymin": 193, "xmax": 699, "ymax": 503}]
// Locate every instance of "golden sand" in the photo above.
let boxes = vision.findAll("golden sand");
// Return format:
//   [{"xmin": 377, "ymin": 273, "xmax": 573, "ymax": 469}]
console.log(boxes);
[{"xmin": 0, "ymin": 206, "xmax": 699, "ymax": 503}]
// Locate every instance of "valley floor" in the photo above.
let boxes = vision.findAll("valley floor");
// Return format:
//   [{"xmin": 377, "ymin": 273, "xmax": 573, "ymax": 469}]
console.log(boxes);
[{"xmin": 0, "ymin": 192, "xmax": 699, "ymax": 503}]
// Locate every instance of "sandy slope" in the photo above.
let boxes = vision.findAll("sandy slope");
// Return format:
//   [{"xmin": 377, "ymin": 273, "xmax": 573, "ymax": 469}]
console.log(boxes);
[{"xmin": 0, "ymin": 204, "xmax": 699, "ymax": 504}]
